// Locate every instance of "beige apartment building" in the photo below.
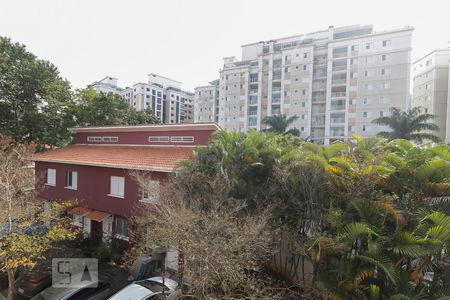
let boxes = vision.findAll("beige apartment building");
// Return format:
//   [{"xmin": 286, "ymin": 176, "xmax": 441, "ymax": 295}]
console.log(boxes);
[
  {"xmin": 93, "ymin": 74, "xmax": 194, "ymax": 124},
  {"xmin": 195, "ymin": 80, "xmax": 219, "ymax": 123},
  {"xmin": 412, "ymin": 49, "xmax": 450, "ymax": 142},
  {"xmin": 195, "ymin": 24, "xmax": 413, "ymax": 144}
]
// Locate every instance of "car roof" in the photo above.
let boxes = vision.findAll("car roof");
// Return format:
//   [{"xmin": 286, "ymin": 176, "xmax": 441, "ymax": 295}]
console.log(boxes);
[
  {"xmin": 147, "ymin": 277, "xmax": 178, "ymax": 290},
  {"xmin": 108, "ymin": 283, "xmax": 154, "ymax": 300}
]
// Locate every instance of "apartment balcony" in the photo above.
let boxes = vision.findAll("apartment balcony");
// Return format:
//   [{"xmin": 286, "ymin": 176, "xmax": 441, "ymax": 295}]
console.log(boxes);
[
  {"xmin": 331, "ymin": 79, "xmax": 347, "ymax": 86},
  {"xmin": 272, "ymin": 109, "xmax": 281, "ymax": 115},
  {"xmin": 248, "ymin": 99, "xmax": 258, "ymax": 105},
  {"xmin": 332, "ymin": 65, "xmax": 347, "ymax": 72},
  {"xmin": 272, "ymin": 98, "xmax": 281, "ymax": 104},
  {"xmin": 250, "ymin": 77, "xmax": 258, "ymax": 83},
  {"xmin": 313, "ymin": 57, "xmax": 327, "ymax": 65},
  {"xmin": 330, "ymin": 118, "xmax": 346, "ymax": 124},
  {"xmin": 250, "ymin": 89, "xmax": 258, "ymax": 94},
  {"xmin": 272, "ymin": 86, "xmax": 282, "ymax": 92},
  {"xmin": 312, "ymin": 97, "xmax": 326, "ymax": 103},
  {"xmin": 331, "ymin": 92, "xmax": 346, "ymax": 98},
  {"xmin": 330, "ymin": 127, "xmax": 345, "ymax": 137},
  {"xmin": 330, "ymin": 104, "xmax": 346, "ymax": 111},
  {"xmin": 272, "ymin": 74, "xmax": 282, "ymax": 81},
  {"xmin": 248, "ymin": 111, "xmax": 258, "ymax": 116}
]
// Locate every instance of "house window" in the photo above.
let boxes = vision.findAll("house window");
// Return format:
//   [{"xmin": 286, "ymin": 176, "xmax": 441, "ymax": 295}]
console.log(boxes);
[
  {"xmin": 66, "ymin": 171, "xmax": 78, "ymax": 189},
  {"xmin": 380, "ymin": 111, "xmax": 384, "ymax": 117},
  {"xmin": 87, "ymin": 136, "xmax": 102, "ymax": 142},
  {"xmin": 109, "ymin": 176, "xmax": 125, "ymax": 198},
  {"xmin": 46, "ymin": 169, "xmax": 56, "ymax": 186},
  {"xmin": 115, "ymin": 217, "xmax": 128, "ymax": 238},
  {"xmin": 170, "ymin": 136, "xmax": 194, "ymax": 142},
  {"xmin": 149, "ymin": 136, "xmax": 170, "ymax": 142},
  {"xmin": 362, "ymin": 125, "xmax": 366, "ymax": 131},
  {"xmin": 140, "ymin": 180, "xmax": 160, "ymax": 203},
  {"xmin": 382, "ymin": 40, "xmax": 391, "ymax": 47}
]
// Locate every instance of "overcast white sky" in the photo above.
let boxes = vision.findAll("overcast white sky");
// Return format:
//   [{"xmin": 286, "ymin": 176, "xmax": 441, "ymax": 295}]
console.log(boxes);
[{"xmin": 1, "ymin": 0, "xmax": 449, "ymax": 91}]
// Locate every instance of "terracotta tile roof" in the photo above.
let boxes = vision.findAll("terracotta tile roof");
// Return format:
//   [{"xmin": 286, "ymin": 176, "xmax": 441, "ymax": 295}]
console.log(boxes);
[
  {"xmin": 32, "ymin": 145, "xmax": 194, "ymax": 172},
  {"xmin": 69, "ymin": 206, "xmax": 90, "ymax": 216},
  {"xmin": 86, "ymin": 210, "xmax": 111, "ymax": 222}
]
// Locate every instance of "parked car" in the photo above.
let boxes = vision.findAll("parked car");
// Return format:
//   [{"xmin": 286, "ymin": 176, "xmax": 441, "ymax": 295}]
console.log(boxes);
[
  {"xmin": 108, "ymin": 276, "xmax": 179, "ymax": 300},
  {"xmin": 30, "ymin": 267, "xmax": 131, "ymax": 300},
  {"xmin": 14, "ymin": 267, "xmax": 52, "ymax": 298}
]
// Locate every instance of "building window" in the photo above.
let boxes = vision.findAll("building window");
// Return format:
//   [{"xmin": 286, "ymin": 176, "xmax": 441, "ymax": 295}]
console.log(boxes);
[
  {"xmin": 303, "ymin": 52, "xmax": 308, "ymax": 58},
  {"xmin": 381, "ymin": 54, "xmax": 388, "ymax": 61},
  {"xmin": 149, "ymin": 136, "xmax": 170, "ymax": 142},
  {"xmin": 46, "ymin": 169, "xmax": 56, "ymax": 186},
  {"xmin": 73, "ymin": 214, "xmax": 83, "ymax": 227},
  {"xmin": 170, "ymin": 136, "xmax": 194, "ymax": 142},
  {"xmin": 362, "ymin": 125, "xmax": 366, "ymax": 131},
  {"xmin": 109, "ymin": 176, "xmax": 125, "ymax": 198},
  {"xmin": 380, "ymin": 111, "xmax": 384, "ymax": 117},
  {"xmin": 382, "ymin": 40, "xmax": 391, "ymax": 47},
  {"xmin": 87, "ymin": 136, "xmax": 102, "ymax": 142},
  {"xmin": 303, "ymin": 65, "xmax": 307, "ymax": 71},
  {"xmin": 363, "ymin": 97, "xmax": 370, "ymax": 104},
  {"xmin": 365, "ymin": 42, "xmax": 374, "ymax": 49},
  {"xmin": 115, "ymin": 217, "xmax": 128, "ymax": 239},
  {"xmin": 364, "ymin": 84, "xmax": 372, "ymax": 91},
  {"xmin": 363, "ymin": 112, "xmax": 368, "ymax": 118},
  {"xmin": 380, "ymin": 82, "xmax": 391, "ymax": 90},
  {"xmin": 140, "ymin": 180, "xmax": 160, "ymax": 203},
  {"xmin": 66, "ymin": 171, "xmax": 78, "ymax": 189},
  {"xmin": 102, "ymin": 136, "xmax": 118, "ymax": 142},
  {"xmin": 351, "ymin": 45, "xmax": 359, "ymax": 51}
]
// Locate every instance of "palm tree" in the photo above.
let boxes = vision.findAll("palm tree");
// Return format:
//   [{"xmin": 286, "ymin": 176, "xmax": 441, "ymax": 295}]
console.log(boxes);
[
  {"xmin": 262, "ymin": 114, "xmax": 300, "ymax": 136},
  {"xmin": 372, "ymin": 107, "xmax": 441, "ymax": 143}
]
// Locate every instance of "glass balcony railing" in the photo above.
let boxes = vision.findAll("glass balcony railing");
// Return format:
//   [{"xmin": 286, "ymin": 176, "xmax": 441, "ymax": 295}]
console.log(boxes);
[
  {"xmin": 331, "ymin": 92, "xmax": 346, "ymax": 98},
  {"xmin": 250, "ymin": 89, "xmax": 258, "ymax": 94},
  {"xmin": 248, "ymin": 111, "xmax": 258, "ymax": 116},
  {"xmin": 331, "ymin": 104, "xmax": 346, "ymax": 111},
  {"xmin": 249, "ymin": 99, "xmax": 258, "ymax": 105},
  {"xmin": 272, "ymin": 86, "xmax": 281, "ymax": 92},
  {"xmin": 332, "ymin": 79, "xmax": 347, "ymax": 85}
]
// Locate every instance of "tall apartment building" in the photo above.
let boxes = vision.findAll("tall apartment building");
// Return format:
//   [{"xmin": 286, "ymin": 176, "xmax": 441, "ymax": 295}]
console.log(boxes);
[
  {"xmin": 92, "ymin": 74, "xmax": 194, "ymax": 124},
  {"xmin": 412, "ymin": 49, "xmax": 450, "ymax": 142},
  {"xmin": 195, "ymin": 25, "xmax": 413, "ymax": 144},
  {"xmin": 90, "ymin": 76, "xmax": 124, "ymax": 94},
  {"xmin": 194, "ymin": 80, "xmax": 219, "ymax": 123}
]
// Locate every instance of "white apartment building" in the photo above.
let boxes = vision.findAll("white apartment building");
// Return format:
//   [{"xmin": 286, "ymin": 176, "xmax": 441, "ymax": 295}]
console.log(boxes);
[
  {"xmin": 195, "ymin": 25, "xmax": 413, "ymax": 144},
  {"xmin": 92, "ymin": 74, "xmax": 194, "ymax": 124},
  {"xmin": 412, "ymin": 49, "xmax": 450, "ymax": 142},
  {"xmin": 90, "ymin": 76, "xmax": 124, "ymax": 94}
]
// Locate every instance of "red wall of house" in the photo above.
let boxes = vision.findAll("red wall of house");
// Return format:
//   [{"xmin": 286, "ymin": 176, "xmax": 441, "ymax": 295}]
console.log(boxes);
[
  {"xmin": 75, "ymin": 129, "xmax": 215, "ymax": 146},
  {"xmin": 35, "ymin": 161, "xmax": 170, "ymax": 218}
]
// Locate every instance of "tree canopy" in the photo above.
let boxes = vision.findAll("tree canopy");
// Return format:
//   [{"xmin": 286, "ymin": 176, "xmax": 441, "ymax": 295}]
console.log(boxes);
[
  {"xmin": 372, "ymin": 107, "xmax": 441, "ymax": 143},
  {"xmin": 0, "ymin": 37, "xmax": 74, "ymax": 147},
  {"xmin": 262, "ymin": 114, "xmax": 300, "ymax": 136}
]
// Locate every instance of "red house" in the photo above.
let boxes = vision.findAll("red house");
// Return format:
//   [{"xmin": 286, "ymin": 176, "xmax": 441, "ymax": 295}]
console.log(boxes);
[{"xmin": 33, "ymin": 123, "xmax": 218, "ymax": 242}]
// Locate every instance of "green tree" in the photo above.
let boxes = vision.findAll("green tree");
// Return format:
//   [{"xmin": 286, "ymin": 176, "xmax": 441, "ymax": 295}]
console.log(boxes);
[
  {"xmin": 0, "ymin": 37, "xmax": 74, "ymax": 147},
  {"xmin": 73, "ymin": 88, "xmax": 160, "ymax": 126},
  {"xmin": 372, "ymin": 107, "xmax": 441, "ymax": 143},
  {"xmin": 262, "ymin": 114, "xmax": 300, "ymax": 136}
]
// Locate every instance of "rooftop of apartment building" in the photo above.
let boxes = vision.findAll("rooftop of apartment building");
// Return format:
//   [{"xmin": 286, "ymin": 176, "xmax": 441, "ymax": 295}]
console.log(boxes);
[{"xmin": 413, "ymin": 48, "xmax": 450, "ymax": 65}]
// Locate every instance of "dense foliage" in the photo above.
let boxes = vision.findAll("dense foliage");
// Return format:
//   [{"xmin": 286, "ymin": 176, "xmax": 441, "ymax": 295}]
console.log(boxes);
[
  {"xmin": 137, "ymin": 130, "xmax": 449, "ymax": 299},
  {"xmin": 372, "ymin": 107, "xmax": 441, "ymax": 142},
  {"xmin": 0, "ymin": 37, "xmax": 160, "ymax": 148}
]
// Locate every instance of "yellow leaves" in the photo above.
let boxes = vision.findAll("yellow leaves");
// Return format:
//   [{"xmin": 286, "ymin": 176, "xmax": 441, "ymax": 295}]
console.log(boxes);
[
  {"xmin": 5, "ymin": 257, "xmax": 36, "ymax": 269},
  {"xmin": 326, "ymin": 165, "xmax": 342, "ymax": 174}
]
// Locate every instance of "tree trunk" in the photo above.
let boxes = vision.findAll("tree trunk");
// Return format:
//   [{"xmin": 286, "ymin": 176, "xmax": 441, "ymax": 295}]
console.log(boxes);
[{"xmin": 6, "ymin": 268, "xmax": 15, "ymax": 300}]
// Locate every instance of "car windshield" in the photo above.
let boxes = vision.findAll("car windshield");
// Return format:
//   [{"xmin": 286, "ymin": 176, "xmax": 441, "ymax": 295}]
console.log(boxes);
[{"xmin": 136, "ymin": 280, "xmax": 169, "ymax": 293}]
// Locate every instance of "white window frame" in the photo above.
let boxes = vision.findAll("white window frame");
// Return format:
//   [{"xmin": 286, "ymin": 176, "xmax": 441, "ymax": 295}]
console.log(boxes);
[
  {"xmin": 109, "ymin": 176, "xmax": 125, "ymax": 198},
  {"xmin": 115, "ymin": 217, "xmax": 129, "ymax": 240},
  {"xmin": 170, "ymin": 136, "xmax": 194, "ymax": 143},
  {"xmin": 66, "ymin": 171, "xmax": 78, "ymax": 190},
  {"xmin": 87, "ymin": 136, "xmax": 118, "ymax": 142},
  {"xmin": 46, "ymin": 169, "xmax": 56, "ymax": 186},
  {"xmin": 73, "ymin": 214, "xmax": 84, "ymax": 227},
  {"xmin": 149, "ymin": 136, "xmax": 170, "ymax": 142}
]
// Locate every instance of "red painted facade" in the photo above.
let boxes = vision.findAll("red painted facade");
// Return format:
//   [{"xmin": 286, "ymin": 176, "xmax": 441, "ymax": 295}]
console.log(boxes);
[
  {"xmin": 75, "ymin": 129, "xmax": 216, "ymax": 146},
  {"xmin": 35, "ymin": 161, "xmax": 169, "ymax": 218},
  {"xmin": 32, "ymin": 124, "xmax": 218, "ymax": 243}
]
